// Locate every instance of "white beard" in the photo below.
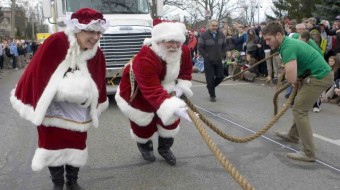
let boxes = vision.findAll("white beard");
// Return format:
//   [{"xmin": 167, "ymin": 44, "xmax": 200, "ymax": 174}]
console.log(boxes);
[
  {"xmin": 151, "ymin": 42, "xmax": 182, "ymax": 93},
  {"xmin": 152, "ymin": 43, "xmax": 182, "ymax": 65}
]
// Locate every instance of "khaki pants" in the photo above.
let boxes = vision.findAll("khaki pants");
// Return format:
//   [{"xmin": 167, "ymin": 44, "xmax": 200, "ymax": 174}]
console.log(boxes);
[
  {"xmin": 288, "ymin": 72, "xmax": 334, "ymax": 157},
  {"xmin": 272, "ymin": 55, "xmax": 282, "ymax": 78},
  {"xmin": 264, "ymin": 49, "xmax": 272, "ymax": 77}
]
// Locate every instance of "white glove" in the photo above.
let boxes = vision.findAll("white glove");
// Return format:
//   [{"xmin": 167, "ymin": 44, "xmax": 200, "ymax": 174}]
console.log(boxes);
[
  {"xmin": 174, "ymin": 107, "xmax": 192, "ymax": 122},
  {"xmin": 172, "ymin": 86, "xmax": 183, "ymax": 97}
]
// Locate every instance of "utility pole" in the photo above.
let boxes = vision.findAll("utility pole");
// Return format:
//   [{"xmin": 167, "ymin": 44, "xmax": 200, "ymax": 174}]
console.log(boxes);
[{"xmin": 11, "ymin": 0, "xmax": 16, "ymax": 38}]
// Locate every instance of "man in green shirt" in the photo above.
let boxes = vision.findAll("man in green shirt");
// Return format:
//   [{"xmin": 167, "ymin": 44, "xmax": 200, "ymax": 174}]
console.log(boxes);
[{"xmin": 262, "ymin": 22, "xmax": 333, "ymax": 162}]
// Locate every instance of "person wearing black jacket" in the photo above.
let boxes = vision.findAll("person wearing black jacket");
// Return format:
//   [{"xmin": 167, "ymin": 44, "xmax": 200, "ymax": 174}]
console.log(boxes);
[
  {"xmin": 198, "ymin": 20, "xmax": 227, "ymax": 102},
  {"xmin": 323, "ymin": 16, "xmax": 340, "ymax": 55},
  {"xmin": 232, "ymin": 25, "xmax": 246, "ymax": 52}
]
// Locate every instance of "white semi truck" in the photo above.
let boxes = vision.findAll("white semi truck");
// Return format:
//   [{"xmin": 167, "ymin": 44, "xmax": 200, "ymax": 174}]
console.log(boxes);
[{"xmin": 42, "ymin": 0, "xmax": 163, "ymax": 94}]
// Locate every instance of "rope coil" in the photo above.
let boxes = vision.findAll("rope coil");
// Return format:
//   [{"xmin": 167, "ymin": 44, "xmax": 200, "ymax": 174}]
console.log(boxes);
[{"xmin": 183, "ymin": 77, "xmax": 299, "ymax": 190}]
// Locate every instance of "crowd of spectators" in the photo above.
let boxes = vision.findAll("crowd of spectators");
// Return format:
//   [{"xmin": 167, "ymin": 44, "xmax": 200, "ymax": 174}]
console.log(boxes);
[
  {"xmin": 188, "ymin": 15, "xmax": 340, "ymax": 109},
  {"xmin": 0, "ymin": 38, "xmax": 39, "ymax": 77}
]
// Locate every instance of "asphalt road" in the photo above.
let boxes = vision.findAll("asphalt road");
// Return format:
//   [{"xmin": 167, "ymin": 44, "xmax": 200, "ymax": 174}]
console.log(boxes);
[{"xmin": 0, "ymin": 69, "xmax": 339, "ymax": 190}]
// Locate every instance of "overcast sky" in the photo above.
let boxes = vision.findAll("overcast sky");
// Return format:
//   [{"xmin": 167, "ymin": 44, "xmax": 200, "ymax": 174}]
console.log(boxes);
[{"xmin": 164, "ymin": 0, "xmax": 274, "ymax": 23}]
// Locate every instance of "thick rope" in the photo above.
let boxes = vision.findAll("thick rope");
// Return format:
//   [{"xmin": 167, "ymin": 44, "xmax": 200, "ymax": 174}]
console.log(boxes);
[
  {"xmin": 108, "ymin": 66, "xmax": 124, "ymax": 86},
  {"xmin": 187, "ymin": 109, "xmax": 255, "ymax": 190},
  {"xmin": 183, "ymin": 82, "xmax": 298, "ymax": 143},
  {"xmin": 223, "ymin": 52, "xmax": 279, "ymax": 82},
  {"xmin": 273, "ymin": 82, "xmax": 291, "ymax": 115},
  {"xmin": 183, "ymin": 81, "xmax": 298, "ymax": 190},
  {"xmin": 191, "ymin": 52, "xmax": 279, "ymax": 84}
]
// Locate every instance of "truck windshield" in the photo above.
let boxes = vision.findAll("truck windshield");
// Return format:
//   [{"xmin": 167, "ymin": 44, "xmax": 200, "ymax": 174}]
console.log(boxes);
[{"xmin": 65, "ymin": 0, "xmax": 149, "ymax": 14}]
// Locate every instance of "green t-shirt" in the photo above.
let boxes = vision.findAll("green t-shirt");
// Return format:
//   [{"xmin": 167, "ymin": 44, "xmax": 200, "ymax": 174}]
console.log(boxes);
[
  {"xmin": 279, "ymin": 37, "xmax": 331, "ymax": 79},
  {"xmin": 289, "ymin": 33, "xmax": 323, "ymax": 56}
]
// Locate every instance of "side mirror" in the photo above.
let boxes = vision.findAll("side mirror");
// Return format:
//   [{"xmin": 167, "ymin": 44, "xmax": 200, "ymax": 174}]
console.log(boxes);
[
  {"xmin": 156, "ymin": 0, "xmax": 163, "ymax": 17},
  {"xmin": 42, "ymin": 0, "xmax": 52, "ymax": 18}
]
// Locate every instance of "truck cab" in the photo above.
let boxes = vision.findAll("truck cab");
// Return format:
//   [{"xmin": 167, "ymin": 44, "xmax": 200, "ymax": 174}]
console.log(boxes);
[{"xmin": 42, "ymin": 0, "xmax": 163, "ymax": 95}]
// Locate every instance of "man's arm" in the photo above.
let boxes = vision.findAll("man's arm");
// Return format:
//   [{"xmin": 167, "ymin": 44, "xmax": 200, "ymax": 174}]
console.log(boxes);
[
  {"xmin": 284, "ymin": 60, "xmax": 297, "ymax": 83},
  {"xmin": 197, "ymin": 36, "xmax": 207, "ymax": 58}
]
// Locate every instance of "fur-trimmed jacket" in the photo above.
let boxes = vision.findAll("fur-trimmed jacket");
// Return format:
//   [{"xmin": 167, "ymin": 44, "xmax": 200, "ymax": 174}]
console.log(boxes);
[{"xmin": 115, "ymin": 45, "xmax": 193, "ymax": 127}]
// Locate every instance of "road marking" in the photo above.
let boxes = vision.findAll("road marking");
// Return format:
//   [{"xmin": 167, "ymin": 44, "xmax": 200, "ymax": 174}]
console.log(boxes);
[
  {"xmin": 313, "ymin": 134, "xmax": 340, "ymax": 146},
  {"xmin": 194, "ymin": 105, "xmax": 340, "ymax": 173}
]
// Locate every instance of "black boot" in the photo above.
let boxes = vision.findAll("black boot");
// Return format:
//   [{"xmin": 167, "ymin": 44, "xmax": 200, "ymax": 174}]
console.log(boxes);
[
  {"xmin": 65, "ymin": 165, "xmax": 84, "ymax": 190},
  {"xmin": 158, "ymin": 137, "xmax": 176, "ymax": 165},
  {"xmin": 137, "ymin": 141, "xmax": 156, "ymax": 162},
  {"xmin": 48, "ymin": 166, "xmax": 65, "ymax": 190}
]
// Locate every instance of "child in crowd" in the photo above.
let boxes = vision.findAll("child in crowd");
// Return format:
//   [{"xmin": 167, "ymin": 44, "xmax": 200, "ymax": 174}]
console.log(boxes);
[
  {"xmin": 231, "ymin": 51, "xmax": 246, "ymax": 80},
  {"xmin": 225, "ymin": 50, "xmax": 238, "ymax": 77},
  {"xmin": 193, "ymin": 53, "xmax": 205, "ymax": 73},
  {"xmin": 319, "ymin": 56, "xmax": 340, "ymax": 106},
  {"xmin": 242, "ymin": 53, "xmax": 258, "ymax": 82}
]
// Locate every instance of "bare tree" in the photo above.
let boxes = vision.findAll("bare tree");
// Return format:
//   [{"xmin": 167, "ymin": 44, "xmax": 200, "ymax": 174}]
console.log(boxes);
[
  {"xmin": 162, "ymin": 0, "xmax": 239, "ymax": 24},
  {"xmin": 236, "ymin": 0, "xmax": 260, "ymax": 26}
]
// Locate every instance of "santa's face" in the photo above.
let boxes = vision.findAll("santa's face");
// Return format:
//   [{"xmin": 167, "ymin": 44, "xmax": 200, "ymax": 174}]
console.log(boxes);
[
  {"xmin": 154, "ymin": 40, "xmax": 182, "ymax": 64},
  {"xmin": 76, "ymin": 30, "xmax": 101, "ymax": 50},
  {"xmin": 161, "ymin": 40, "xmax": 181, "ymax": 52}
]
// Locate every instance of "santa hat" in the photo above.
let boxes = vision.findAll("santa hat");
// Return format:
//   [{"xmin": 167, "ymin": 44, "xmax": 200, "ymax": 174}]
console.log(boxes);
[
  {"xmin": 151, "ymin": 22, "xmax": 186, "ymax": 44},
  {"xmin": 65, "ymin": 8, "xmax": 109, "ymax": 33}
]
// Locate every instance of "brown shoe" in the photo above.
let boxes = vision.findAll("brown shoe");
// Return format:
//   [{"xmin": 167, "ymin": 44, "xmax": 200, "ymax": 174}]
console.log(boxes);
[
  {"xmin": 287, "ymin": 151, "xmax": 316, "ymax": 162},
  {"xmin": 275, "ymin": 131, "xmax": 299, "ymax": 143}
]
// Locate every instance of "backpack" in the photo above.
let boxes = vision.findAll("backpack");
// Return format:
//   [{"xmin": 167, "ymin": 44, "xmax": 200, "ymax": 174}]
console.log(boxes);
[{"xmin": 5, "ymin": 47, "xmax": 11, "ymax": 57}]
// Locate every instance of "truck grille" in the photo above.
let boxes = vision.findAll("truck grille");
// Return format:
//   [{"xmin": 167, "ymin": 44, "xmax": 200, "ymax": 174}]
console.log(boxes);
[{"xmin": 100, "ymin": 32, "xmax": 151, "ymax": 68}]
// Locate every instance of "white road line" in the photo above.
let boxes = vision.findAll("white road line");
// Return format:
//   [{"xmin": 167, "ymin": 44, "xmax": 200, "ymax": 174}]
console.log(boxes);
[
  {"xmin": 194, "ymin": 105, "xmax": 340, "ymax": 173},
  {"xmin": 313, "ymin": 134, "xmax": 340, "ymax": 146}
]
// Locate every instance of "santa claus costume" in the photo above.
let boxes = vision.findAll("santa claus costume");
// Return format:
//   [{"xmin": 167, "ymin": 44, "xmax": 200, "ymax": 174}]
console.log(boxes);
[
  {"xmin": 10, "ymin": 8, "xmax": 109, "ymax": 190},
  {"xmin": 115, "ymin": 22, "xmax": 193, "ymax": 165}
]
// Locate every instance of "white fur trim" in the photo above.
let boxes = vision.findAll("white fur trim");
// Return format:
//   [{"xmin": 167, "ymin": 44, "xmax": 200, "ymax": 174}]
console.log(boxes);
[
  {"xmin": 10, "ymin": 31, "xmax": 102, "ymax": 129},
  {"xmin": 143, "ymin": 38, "xmax": 152, "ymax": 46},
  {"xmin": 157, "ymin": 124, "xmax": 180, "ymax": 138},
  {"xmin": 129, "ymin": 129, "xmax": 157, "ymax": 144},
  {"xmin": 10, "ymin": 60, "xmax": 70, "ymax": 126},
  {"xmin": 97, "ymin": 98, "xmax": 109, "ymax": 116},
  {"xmin": 176, "ymin": 79, "xmax": 193, "ymax": 98},
  {"xmin": 31, "ymin": 148, "xmax": 88, "ymax": 171},
  {"xmin": 156, "ymin": 97, "xmax": 186, "ymax": 126},
  {"xmin": 152, "ymin": 22, "xmax": 186, "ymax": 43},
  {"xmin": 65, "ymin": 18, "xmax": 109, "ymax": 33},
  {"xmin": 42, "ymin": 117, "xmax": 91, "ymax": 132},
  {"xmin": 162, "ymin": 81, "xmax": 176, "ymax": 93},
  {"xmin": 115, "ymin": 86, "xmax": 154, "ymax": 126},
  {"xmin": 55, "ymin": 70, "xmax": 94, "ymax": 106},
  {"xmin": 160, "ymin": 54, "xmax": 180, "ymax": 93},
  {"xmin": 10, "ymin": 89, "xmax": 37, "ymax": 124}
]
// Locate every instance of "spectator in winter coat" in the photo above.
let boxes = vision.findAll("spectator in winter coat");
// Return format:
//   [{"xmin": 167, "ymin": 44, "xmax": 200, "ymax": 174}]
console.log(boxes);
[{"xmin": 198, "ymin": 20, "xmax": 226, "ymax": 102}]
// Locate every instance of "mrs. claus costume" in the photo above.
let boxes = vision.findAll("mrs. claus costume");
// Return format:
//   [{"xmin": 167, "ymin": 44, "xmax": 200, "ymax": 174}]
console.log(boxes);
[
  {"xmin": 10, "ymin": 8, "xmax": 109, "ymax": 171},
  {"xmin": 115, "ymin": 22, "xmax": 193, "ymax": 165}
]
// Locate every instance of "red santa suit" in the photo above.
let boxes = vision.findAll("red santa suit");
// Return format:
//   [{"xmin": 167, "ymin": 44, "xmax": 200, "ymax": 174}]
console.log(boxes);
[
  {"xmin": 10, "ymin": 28, "xmax": 108, "ymax": 171},
  {"xmin": 115, "ymin": 23, "xmax": 193, "ymax": 143}
]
